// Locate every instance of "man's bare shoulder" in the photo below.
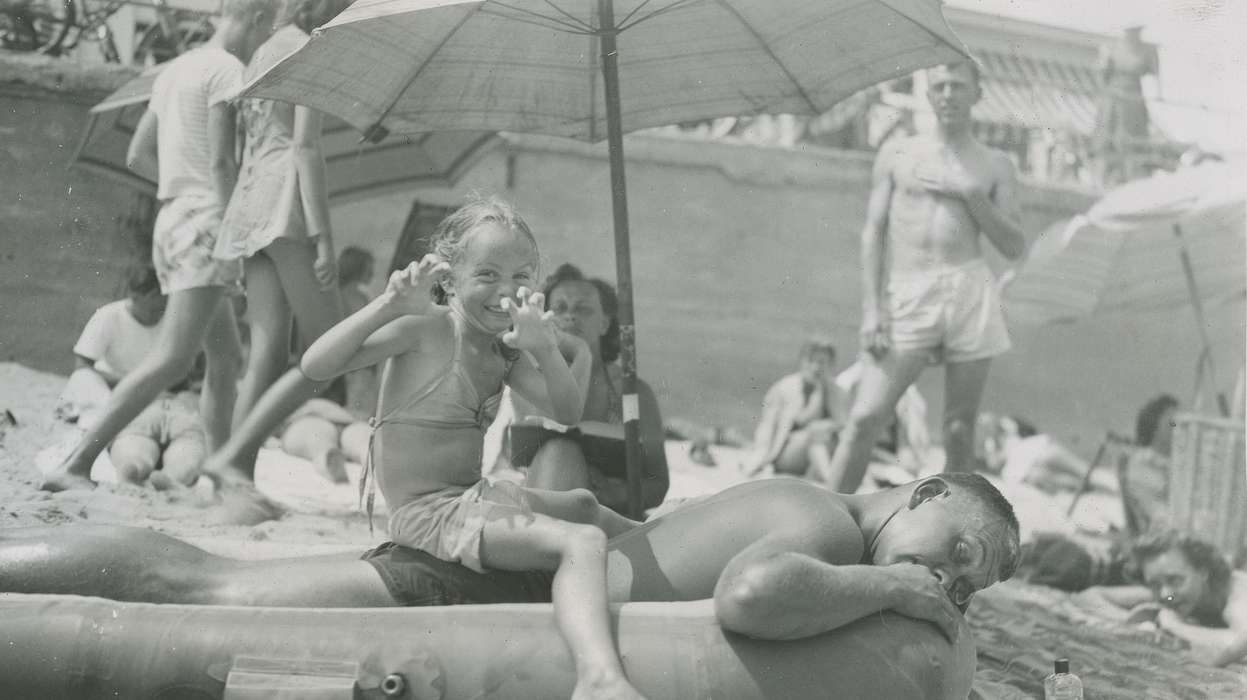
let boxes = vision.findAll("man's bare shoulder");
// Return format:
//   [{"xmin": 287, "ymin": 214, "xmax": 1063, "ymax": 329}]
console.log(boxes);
[{"xmin": 744, "ymin": 479, "xmax": 865, "ymax": 562}]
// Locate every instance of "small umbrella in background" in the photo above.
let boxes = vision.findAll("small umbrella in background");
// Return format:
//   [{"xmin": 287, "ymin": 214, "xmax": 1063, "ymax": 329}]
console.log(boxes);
[
  {"xmin": 1004, "ymin": 161, "xmax": 1246, "ymax": 415},
  {"xmin": 240, "ymin": 0, "xmax": 970, "ymax": 517},
  {"xmin": 72, "ymin": 68, "xmax": 498, "ymax": 202}
]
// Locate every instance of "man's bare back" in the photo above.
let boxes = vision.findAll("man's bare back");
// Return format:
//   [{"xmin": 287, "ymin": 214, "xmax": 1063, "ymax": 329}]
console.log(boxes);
[{"xmin": 606, "ymin": 479, "xmax": 859, "ymax": 602}]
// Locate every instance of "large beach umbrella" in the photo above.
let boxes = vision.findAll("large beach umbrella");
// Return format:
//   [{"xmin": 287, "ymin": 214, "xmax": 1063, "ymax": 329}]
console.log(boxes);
[
  {"xmin": 72, "ymin": 67, "xmax": 497, "ymax": 202},
  {"xmin": 240, "ymin": 0, "xmax": 970, "ymax": 517},
  {"xmin": 1004, "ymin": 162, "xmax": 1247, "ymax": 415}
]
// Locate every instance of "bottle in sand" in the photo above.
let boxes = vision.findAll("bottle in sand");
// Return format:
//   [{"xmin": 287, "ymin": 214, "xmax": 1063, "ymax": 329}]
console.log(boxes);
[{"xmin": 1043, "ymin": 658, "xmax": 1084, "ymax": 700}]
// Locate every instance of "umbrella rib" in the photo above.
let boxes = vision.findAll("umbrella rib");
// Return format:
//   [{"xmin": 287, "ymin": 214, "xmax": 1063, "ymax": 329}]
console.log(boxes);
[
  {"xmin": 538, "ymin": 0, "xmax": 597, "ymax": 32},
  {"xmin": 486, "ymin": 2, "xmax": 596, "ymax": 34},
  {"xmin": 709, "ymin": 0, "xmax": 818, "ymax": 113},
  {"xmin": 368, "ymin": 7, "xmax": 484, "ymax": 130},
  {"xmin": 617, "ymin": 0, "xmax": 703, "ymax": 32},
  {"xmin": 615, "ymin": 0, "xmax": 658, "ymax": 29}
]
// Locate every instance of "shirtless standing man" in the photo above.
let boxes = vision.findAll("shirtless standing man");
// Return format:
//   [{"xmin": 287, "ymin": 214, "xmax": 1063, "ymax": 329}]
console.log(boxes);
[{"xmin": 819, "ymin": 61, "xmax": 1028, "ymax": 493}]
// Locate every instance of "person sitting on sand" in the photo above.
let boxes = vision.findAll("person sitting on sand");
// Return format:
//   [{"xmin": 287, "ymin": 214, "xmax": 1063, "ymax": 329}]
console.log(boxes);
[
  {"xmin": 301, "ymin": 197, "xmax": 649, "ymax": 699},
  {"xmin": 0, "ymin": 473, "xmax": 1021, "ymax": 659},
  {"xmin": 55, "ymin": 265, "xmax": 207, "ymax": 487},
  {"xmin": 321, "ymin": 245, "xmax": 379, "ymax": 417},
  {"xmin": 1121, "ymin": 394, "xmax": 1179, "ymax": 535},
  {"xmin": 337, "ymin": 245, "xmax": 376, "ymax": 317},
  {"xmin": 1077, "ymin": 530, "xmax": 1247, "ymax": 667},
  {"xmin": 494, "ymin": 263, "xmax": 669, "ymax": 516},
  {"xmin": 273, "ymin": 397, "xmax": 370, "ymax": 484},
  {"xmin": 741, "ymin": 338, "xmax": 848, "ymax": 478},
  {"xmin": 976, "ymin": 413, "xmax": 1089, "ymax": 493}
]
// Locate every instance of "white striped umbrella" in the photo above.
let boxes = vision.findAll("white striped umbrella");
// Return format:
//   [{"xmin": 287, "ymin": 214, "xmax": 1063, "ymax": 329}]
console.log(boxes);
[
  {"xmin": 239, "ymin": 0, "xmax": 970, "ymax": 516},
  {"xmin": 1004, "ymin": 162, "xmax": 1246, "ymax": 413}
]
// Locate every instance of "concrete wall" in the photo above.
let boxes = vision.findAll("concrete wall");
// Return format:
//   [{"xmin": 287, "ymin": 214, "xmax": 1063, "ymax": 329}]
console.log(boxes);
[
  {"xmin": 333, "ymin": 134, "xmax": 1245, "ymax": 453},
  {"xmin": 1, "ymin": 53, "xmax": 144, "ymax": 375}
]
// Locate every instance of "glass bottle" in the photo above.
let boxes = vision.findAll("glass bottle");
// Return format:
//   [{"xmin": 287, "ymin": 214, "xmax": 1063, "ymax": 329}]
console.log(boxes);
[{"xmin": 1043, "ymin": 658, "xmax": 1084, "ymax": 700}]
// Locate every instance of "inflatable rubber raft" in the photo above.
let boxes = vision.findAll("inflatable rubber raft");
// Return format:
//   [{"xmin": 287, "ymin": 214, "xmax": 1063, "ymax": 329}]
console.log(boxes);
[{"xmin": 0, "ymin": 594, "xmax": 975, "ymax": 699}]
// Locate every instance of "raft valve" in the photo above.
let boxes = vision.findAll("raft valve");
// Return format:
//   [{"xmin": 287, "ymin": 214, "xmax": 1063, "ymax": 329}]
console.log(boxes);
[{"xmin": 381, "ymin": 673, "xmax": 406, "ymax": 696}]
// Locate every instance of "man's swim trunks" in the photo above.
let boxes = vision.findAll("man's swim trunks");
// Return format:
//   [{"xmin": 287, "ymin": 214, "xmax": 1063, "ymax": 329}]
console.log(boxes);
[
  {"xmin": 152, "ymin": 193, "xmax": 243, "ymax": 294},
  {"xmin": 886, "ymin": 258, "xmax": 1011, "ymax": 362},
  {"xmin": 386, "ymin": 479, "xmax": 531, "ymax": 573},
  {"xmin": 361, "ymin": 541, "xmax": 552, "ymax": 606}
]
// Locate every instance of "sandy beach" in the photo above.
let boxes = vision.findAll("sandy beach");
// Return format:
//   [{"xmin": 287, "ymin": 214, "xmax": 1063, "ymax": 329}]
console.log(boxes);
[{"xmin": 4, "ymin": 360, "xmax": 1246, "ymax": 698}]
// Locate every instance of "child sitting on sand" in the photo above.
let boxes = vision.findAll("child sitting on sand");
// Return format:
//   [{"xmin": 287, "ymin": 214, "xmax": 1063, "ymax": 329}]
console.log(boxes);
[
  {"xmin": 54, "ymin": 265, "xmax": 207, "ymax": 487},
  {"xmin": 301, "ymin": 197, "xmax": 645, "ymax": 700}
]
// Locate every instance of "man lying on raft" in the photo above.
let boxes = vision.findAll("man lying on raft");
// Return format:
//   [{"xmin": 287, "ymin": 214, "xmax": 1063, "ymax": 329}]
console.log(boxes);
[{"xmin": 1, "ymin": 473, "xmax": 1018, "ymax": 644}]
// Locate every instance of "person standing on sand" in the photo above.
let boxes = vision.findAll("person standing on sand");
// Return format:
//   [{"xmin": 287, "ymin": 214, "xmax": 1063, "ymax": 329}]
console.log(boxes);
[
  {"xmin": 194, "ymin": 0, "xmax": 358, "ymax": 521},
  {"xmin": 40, "ymin": 0, "xmax": 279, "ymax": 493},
  {"xmin": 817, "ymin": 61, "xmax": 1027, "ymax": 494}
]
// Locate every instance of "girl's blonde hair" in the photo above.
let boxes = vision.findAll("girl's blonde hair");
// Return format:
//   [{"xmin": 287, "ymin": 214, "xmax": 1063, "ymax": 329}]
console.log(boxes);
[{"xmin": 430, "ymin": 196, "xmax": 539, "ymax": 305}]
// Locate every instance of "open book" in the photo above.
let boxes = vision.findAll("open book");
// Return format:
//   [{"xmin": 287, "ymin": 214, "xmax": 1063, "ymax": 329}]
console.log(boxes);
[{"xmin": 507, "ymin": 417, "xmax": 627, "ymax": 477}]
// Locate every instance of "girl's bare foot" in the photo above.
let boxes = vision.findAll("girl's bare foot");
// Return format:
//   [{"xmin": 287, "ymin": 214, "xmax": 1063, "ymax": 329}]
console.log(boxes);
[
  {"xmin": 40, "ymin": 465, "xmax": 97, "ymax": 493},
  {"xmin": 571, "ymin": 671, "xmax": 646, "ymax": 700}
]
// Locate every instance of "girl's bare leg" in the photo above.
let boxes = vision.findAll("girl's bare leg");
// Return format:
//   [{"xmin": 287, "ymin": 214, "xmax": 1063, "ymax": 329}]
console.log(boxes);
[
  {"xmin": 42, "ymin": 288, "xmax": 230, "ymax": 491},
  {"xmin": 480, "ymin": 512, "xmax": 645, "ymax": 700},
  {"xmin": 204, "ymin": 240, "xmax": 343, "ymax": 483},
  {"xmin": 199, "ymin": 297, "xmax": 244, "ymax": 453},
  {"xmin": 522, "ymin": 487, "xmax": 640, "ymax": 539},
  {"xmin": 232, "ymin": 252, "xmax": 293, "ymax": 434}
]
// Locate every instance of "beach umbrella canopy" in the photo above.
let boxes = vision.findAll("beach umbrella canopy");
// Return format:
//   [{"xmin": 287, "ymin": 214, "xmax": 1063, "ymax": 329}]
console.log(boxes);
[
  {"xmin": 241, "ymin": 0, "xmax": 970, "ymax": 516},
  {"xmin": 73, "ymin": 68, "xmax": 497, "ymax": 202},
  {"xmin": 1006, "ymin": 162, "xmax": 1246, "ymax": 322},
  {"xmin": 1004, "ymin": 162, "xmax": 1247, "ymax": 413}
]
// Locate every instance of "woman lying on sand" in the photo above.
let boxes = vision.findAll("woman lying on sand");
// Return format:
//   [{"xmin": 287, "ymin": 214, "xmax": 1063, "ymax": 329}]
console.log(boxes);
[{"xmin": 1077, "ymin": 530, "xmax": 1247, "ymax": 667}]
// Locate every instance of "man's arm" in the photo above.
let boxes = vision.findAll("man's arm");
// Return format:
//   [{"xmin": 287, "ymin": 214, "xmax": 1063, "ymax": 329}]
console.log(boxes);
[
  {"xmin": 916, "ymin": 151, "xmax": 1027, "ymax": 260},
  {"xmin": 206, "ymin": 102, "xmax": 239, "ymax": 207},
  {"xmin": 968, "ymin": 154, "xmax": 1027, "ymax": 260},
  {"xmin": 125, "ymin": 109, "xmax": 159, "ymax": 181},
  {"xmin": 712, "ymin": 519, "xmax": 962, "ymax": 641},
  {"xmin": 860, "ymin": 142, "xmax": 897, "ymax": 357}
]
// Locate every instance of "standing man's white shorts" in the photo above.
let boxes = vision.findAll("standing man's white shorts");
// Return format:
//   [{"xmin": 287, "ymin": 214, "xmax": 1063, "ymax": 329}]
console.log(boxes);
[{"xmin": 886, "ymin": 258, "xmax": 1011, "ymax": 362}]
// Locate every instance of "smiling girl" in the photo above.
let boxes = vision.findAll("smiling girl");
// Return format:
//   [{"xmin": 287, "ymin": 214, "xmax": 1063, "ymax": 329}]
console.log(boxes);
[{"xmin": 301, "ymin": 197, "xmax": 644, "ymax": 700}]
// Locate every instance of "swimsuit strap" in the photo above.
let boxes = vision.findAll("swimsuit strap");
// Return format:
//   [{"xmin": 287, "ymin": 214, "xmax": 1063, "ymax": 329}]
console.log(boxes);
[{"xmin": 865, "ymin": 504, "xmax": 904, "ymax": 563}]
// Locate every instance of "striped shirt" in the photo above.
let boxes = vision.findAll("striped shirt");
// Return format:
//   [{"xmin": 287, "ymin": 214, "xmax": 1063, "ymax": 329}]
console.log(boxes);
[{"xmin": 149, "ymin": 47, "xmax": 244, "ymax": 202}]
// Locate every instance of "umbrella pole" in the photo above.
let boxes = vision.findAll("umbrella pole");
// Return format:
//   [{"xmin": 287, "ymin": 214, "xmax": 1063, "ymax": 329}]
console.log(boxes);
[
  {"xmin": 1174, "ymin": 224, "xmax": 1230, "ymax": 417},
  {"xmin": 598, "ymin": 0, "xmax": 645, "ymax": 519}
]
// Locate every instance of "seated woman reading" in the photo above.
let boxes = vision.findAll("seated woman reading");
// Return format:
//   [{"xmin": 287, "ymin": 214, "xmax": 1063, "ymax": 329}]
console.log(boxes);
[{"xmin": 495, "ymin": 263, "xmax": 669, "ymax": 516}]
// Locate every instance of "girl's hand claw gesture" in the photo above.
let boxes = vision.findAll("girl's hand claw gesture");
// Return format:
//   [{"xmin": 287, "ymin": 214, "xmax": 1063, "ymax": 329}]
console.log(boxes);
[
  {"xmin": 384, "ymin": 254, "xmax": 450, "ymax": 315},
  {"xmin": 501, "ymin": 287, "xmax": 556, "ymax": 351}
]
